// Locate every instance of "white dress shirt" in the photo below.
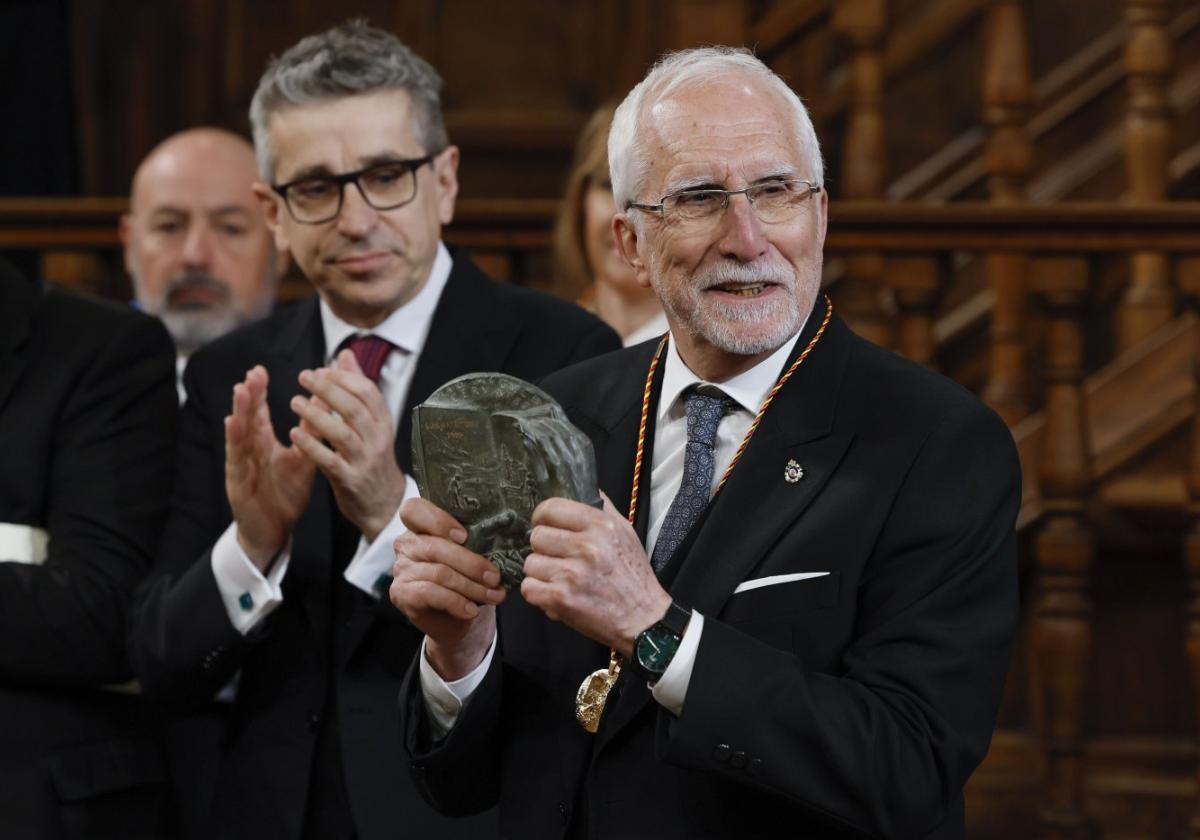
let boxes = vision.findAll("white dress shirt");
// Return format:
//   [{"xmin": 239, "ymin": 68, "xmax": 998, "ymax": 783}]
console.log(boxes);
[
  {"xmin": 622, "ymin": 311, "xmax": 669, "ymax": 348},
  {"xmin": 210, "ymin": 243, "xmax": 452, "ymax": 634},
  {"xmin": 420, "ymin": 317, "xmax": 807, "ymax": 737}
]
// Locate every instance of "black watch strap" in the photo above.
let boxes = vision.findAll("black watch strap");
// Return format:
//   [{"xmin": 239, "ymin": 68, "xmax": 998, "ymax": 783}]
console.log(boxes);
[
  {"xmin": 657, "ymin": 601, "xmax": 692, "ymax": 638},
  {"xmin": 632, "ymin": 601, "xmax": 693, "ymax": 683}
]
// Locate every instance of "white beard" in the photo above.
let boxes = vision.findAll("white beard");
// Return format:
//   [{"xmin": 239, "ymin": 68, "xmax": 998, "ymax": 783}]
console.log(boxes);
[{"xmin": 655, "ymin": 254, "xmax": 820, "ymax": 357}]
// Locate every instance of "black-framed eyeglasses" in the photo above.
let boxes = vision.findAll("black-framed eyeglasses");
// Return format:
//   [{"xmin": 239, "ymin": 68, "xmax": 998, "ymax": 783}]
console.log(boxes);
[
  {"xmin": 271, "ymin": 155, "xmax": 436, "ymax": 224},
  {"xmin": 627, "ymin": 179, "xmax": 822, "ymax": 227}
]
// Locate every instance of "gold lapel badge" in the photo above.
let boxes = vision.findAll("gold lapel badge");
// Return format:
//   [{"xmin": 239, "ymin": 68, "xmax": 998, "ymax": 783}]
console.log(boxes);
[{"xmin": 784, "ymin": 459, "xmax": 804, "ymax": 483}]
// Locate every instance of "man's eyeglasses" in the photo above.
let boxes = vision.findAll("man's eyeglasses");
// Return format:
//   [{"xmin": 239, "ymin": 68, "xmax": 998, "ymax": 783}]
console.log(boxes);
[
  {"xmin": 627, "ymin": 179, "xmax": 822, "ymax": 228},
  {"xmin": 271, "ymin": 155, "xmax": 436, "ymax": 224}
]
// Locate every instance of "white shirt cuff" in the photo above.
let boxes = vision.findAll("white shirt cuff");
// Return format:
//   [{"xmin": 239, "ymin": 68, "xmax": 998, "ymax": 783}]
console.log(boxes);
[
  {"xmin": 650, "ymin": 610, "xmax": 704, "ymax": 717},
  {"xmin": 0, "ymin": 522, "xmax": 49, "ymax": 565},
  {"xmin": 418, "ymin": 630, "xmax": 498, "ymax": 741},
  {"xmin": 210, "ymin": 523, "xmax": 291, "ymax": 634},
  {"xmin": 343, "ymin": 473, "xmax": 420, "ymax": 598}
]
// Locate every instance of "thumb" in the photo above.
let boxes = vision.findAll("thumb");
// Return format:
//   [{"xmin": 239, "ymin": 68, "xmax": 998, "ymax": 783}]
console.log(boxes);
[{"xmin": 337, "ymin": 348, "xmax": 362, "ymax": 374}]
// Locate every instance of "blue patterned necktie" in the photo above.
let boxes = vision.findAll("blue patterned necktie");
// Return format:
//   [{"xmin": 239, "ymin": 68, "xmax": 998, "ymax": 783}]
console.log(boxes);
[{"xmin": 650, "ymin": 387, "xmax": 737, "ymax": 572}]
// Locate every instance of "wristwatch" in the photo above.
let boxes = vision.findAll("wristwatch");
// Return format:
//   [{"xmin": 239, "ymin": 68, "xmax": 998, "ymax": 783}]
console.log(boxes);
[{"xmin": 631, "ymin": 601, "xmax": 693, "ymax": 684}]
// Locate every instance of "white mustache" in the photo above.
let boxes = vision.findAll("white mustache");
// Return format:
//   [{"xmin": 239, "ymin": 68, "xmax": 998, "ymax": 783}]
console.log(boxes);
[
  {"xmin": 694, "ymin": 261, "xmax": 794, "ymax": 290},
  {"xmin": 165, "ymin": 273, "xmax": 231, "ymax": 304}
]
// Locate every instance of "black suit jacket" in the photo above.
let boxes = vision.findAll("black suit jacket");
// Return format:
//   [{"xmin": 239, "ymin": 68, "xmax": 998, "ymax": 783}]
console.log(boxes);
[
  {"xmin": 130, "ymin": 249, "xmax": 619, "ymax": 840},
  {"xmin": 401, "ymin": 297, "xmax": 1021, "ymax": 839},
  {"xmin": 0, "ymin": 263, "xmax": 178, "ymax": 838}
]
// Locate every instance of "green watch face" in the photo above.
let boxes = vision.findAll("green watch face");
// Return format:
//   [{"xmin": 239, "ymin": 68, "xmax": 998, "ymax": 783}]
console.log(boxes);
[{"xmin": 635, "ymin": 624, "xmax": 680, "ymax": 674}]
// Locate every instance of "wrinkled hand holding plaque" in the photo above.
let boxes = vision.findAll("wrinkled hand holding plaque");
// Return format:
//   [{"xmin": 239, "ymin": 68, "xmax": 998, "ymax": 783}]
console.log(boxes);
[{"xmin": 411, "ymin": 373, "xmax": 602, "ymax": 588}]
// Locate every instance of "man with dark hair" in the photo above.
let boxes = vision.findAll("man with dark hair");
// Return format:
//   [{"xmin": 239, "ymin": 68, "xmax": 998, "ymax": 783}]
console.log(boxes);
[
  {"xmin": 392, "ymin": 47, "xmax": 1020, "ymax": 839},
  {"xmin": 0, "ymin": 259, "xmax": 177, "ymax": 837},
  {"xmin": 130, "ymin": 20, "xmax": 618, "ymax": 840}
]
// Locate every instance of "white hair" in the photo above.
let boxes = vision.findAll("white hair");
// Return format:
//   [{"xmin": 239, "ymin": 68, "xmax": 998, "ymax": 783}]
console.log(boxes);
[{"xmin": 607, "ymin": 46, "xmax": 824, "ymax": 211}]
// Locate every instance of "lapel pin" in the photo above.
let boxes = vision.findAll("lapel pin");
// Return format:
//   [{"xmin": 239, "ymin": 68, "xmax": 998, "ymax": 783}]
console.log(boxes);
[{"xmin": 784, "ymin": 459, "xmax": 804, "ymax": 483}]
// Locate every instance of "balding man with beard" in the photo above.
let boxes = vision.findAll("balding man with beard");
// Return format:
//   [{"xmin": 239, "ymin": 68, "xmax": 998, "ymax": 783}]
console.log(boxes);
[
  {"xmin": 122, "ymin": 127, "xmax": 285, "ymax": 400},
  {"xmin": 121, "ymin": 127, "xmax": 284, "ymax": 835}
]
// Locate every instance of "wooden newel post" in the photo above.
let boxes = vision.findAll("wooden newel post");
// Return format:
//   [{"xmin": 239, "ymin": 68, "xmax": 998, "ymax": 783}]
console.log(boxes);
[
  {"xmin": 1029, "ymin": 257, "xmax": 1094, "ymax": 840},
  {"xmin": 1118, "ymin": 0, "xmax": 1175, "ymax": 351},
  {"xmin": 981, "ymin": 0, "xmax": 1034, "ymax": 425},
  {"xmin": 1177, "ymin": 257, "xmax": 1200, "ymax": 839},
  {"xmin": 888, "ymin": 255, "xmax": 941, "ymax": 367},
  {"xmin": 832, "ymin": 0, "xmax": 892, "ymax": 349}
]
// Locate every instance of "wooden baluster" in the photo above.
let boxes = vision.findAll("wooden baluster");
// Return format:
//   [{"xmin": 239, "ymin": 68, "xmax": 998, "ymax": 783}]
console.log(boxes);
[
  {"xmin": 832, "ymin": 0, "xmax": 891, "ymax": 349},
  {"xmin": 1029, "ymin": 257, "xmax": 1094, "ymax": 840},
  {"xmin": 1117, "ymin": 0, "xmax": 1175, "ymax": 351},
  {"xmin": 888, "ymin": 255, "xmax": 941, "ymax": 367},
  {"xmin": 980, "ymin": 0, "xmax": 1034, "ymax": 425},
  {"xmin": 1178, "ymin": 257, "xmax": 1200, "ymax": 839}
]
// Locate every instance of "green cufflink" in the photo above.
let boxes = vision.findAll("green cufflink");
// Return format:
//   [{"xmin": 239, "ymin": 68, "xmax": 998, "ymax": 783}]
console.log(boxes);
[{"xmin": 238, "ymin": 592, "xmax": 254, "ymax": 611}]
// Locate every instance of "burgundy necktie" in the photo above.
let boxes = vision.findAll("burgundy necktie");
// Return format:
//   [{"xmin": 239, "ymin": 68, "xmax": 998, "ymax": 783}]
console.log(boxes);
[{"xmin": 341, "ymin": 334, "xmax": 393, "ymax": 383}]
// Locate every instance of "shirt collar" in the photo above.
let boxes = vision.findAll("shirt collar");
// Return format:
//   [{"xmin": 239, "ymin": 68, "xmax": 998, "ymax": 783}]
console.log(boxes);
[
  {"xmin": 319, "ymin": 242, "xmax": 452, "ymax": 364},
  {"xmin": 657, "ymin": 313, "xmax": 810, "ymax": 422}
]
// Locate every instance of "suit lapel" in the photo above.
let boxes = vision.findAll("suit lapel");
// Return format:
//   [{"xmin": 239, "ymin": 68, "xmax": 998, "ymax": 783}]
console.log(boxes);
[
  {"xmin": 394, "ymin": 251, "xmax": 521, "ymax": 474},
  {"xmin": 674, "ymin": 303, "xmax": 850, "ymax": 615},
  {"xmin": 0, "ymin": 264, "xmax": 37, "ymax": 414},
  {"xmin": 598, "ymin": 304, "xmax": 854, "ymax": 748},
  {"xmin": 594, "ymin": 340, "xmax": 665, "ymax": 542}
]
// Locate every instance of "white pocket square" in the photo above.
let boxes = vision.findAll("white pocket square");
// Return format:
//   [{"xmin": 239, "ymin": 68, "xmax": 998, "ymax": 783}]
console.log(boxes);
[
  {"xmin": 0, "ymin": 523, "xmax": 50, "ymax": 565},
  {"xmin": 733, "ymin": 571, "xmax": 830, "ymax": 594}
]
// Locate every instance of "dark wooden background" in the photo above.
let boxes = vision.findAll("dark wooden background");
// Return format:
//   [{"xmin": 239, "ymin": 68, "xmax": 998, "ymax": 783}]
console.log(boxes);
[{"xmin": 4, "ymin": 2, "xmax": 1200, "ymax": 837}]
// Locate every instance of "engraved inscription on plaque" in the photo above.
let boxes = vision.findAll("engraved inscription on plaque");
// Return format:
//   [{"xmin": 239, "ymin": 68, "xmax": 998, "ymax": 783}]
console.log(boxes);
[{"xmin": 412, "ymin": 373, "xmax": 601, "ymax": 588}]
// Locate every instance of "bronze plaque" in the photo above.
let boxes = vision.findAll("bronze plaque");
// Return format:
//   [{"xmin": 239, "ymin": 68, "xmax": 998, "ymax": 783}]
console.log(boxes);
[{"xmin": 411, "ymin": 373, "xmax": 601, "ymax": 587}]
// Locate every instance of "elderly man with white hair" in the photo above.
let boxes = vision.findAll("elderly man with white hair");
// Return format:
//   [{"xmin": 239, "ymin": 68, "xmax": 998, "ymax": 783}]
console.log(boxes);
[{"xmin": 391, "ymin": 46, "xmax": 1020, "ymax": 839}]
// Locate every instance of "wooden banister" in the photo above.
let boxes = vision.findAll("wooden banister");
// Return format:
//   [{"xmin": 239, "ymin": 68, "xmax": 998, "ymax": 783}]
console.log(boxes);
[
  {"xmin": 832, "ymin": 0, "xmax": 892, "ymax": 347},
  {"xmin": 6, "ymin": 199, "xmax": 1200, "ymax": 253},
  {"xmin": 750, "ymin": 0, "xmax": 830, "ymax": 56},
  {"xmin": 891, "ymin": 4, "xmax": 1200, "ymax": 203},
  {"xmin": 980, "ymin": 0, "xmax": 1035, "ymax": 425},
  {"xmin": 1029, "ymin": 256, "xmax": 1095, "ymax": 840},
  {"xmin": 1118, "ymin": 0, "xmax": 1177, "ymax": 351}
]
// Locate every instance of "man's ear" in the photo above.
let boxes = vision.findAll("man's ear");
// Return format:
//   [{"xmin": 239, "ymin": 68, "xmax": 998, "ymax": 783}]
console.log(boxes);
[
  {"xmin": 253, "ymin": 182, "xmax": 290, "ymax": 252},
  {"xmin": 613, "ymin": 214, "xmax": 654, "ymax": 290},
  {"xmin": 433, "ymin": 146, "xmax": 460, "ymax": 226}
]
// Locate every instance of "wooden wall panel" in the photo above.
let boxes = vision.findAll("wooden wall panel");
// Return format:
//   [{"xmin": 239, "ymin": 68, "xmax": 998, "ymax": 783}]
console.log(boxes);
[{"xmin": 66, "ymin": 0, "xmax": 686, "ymax": 199}]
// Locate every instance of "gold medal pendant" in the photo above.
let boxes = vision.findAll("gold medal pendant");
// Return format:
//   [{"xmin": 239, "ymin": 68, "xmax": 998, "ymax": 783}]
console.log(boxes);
[{"xmin": 575, "ymin": 651, "xmax": 621, "ymax": 733}]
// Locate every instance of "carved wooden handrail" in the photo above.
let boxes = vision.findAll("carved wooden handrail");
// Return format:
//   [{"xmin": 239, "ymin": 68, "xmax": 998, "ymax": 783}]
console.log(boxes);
[
  {"xmin": 0, "ymin": 197, "xmax": 565, "ymax": 250},
  {"xmin": 821, "ymin": 0, "xmax": 991, "ymax": 120},
  {"xmin": 750, "ymin": 0, "xmax": 830, "ymax": 56},
  {"xmin": 892, "ymin": 4, "xmax": 1200, "ymax": 203},
  {"xmin": 6, "ymin": 198, "xmax": 1200, "ymax": 253}
]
